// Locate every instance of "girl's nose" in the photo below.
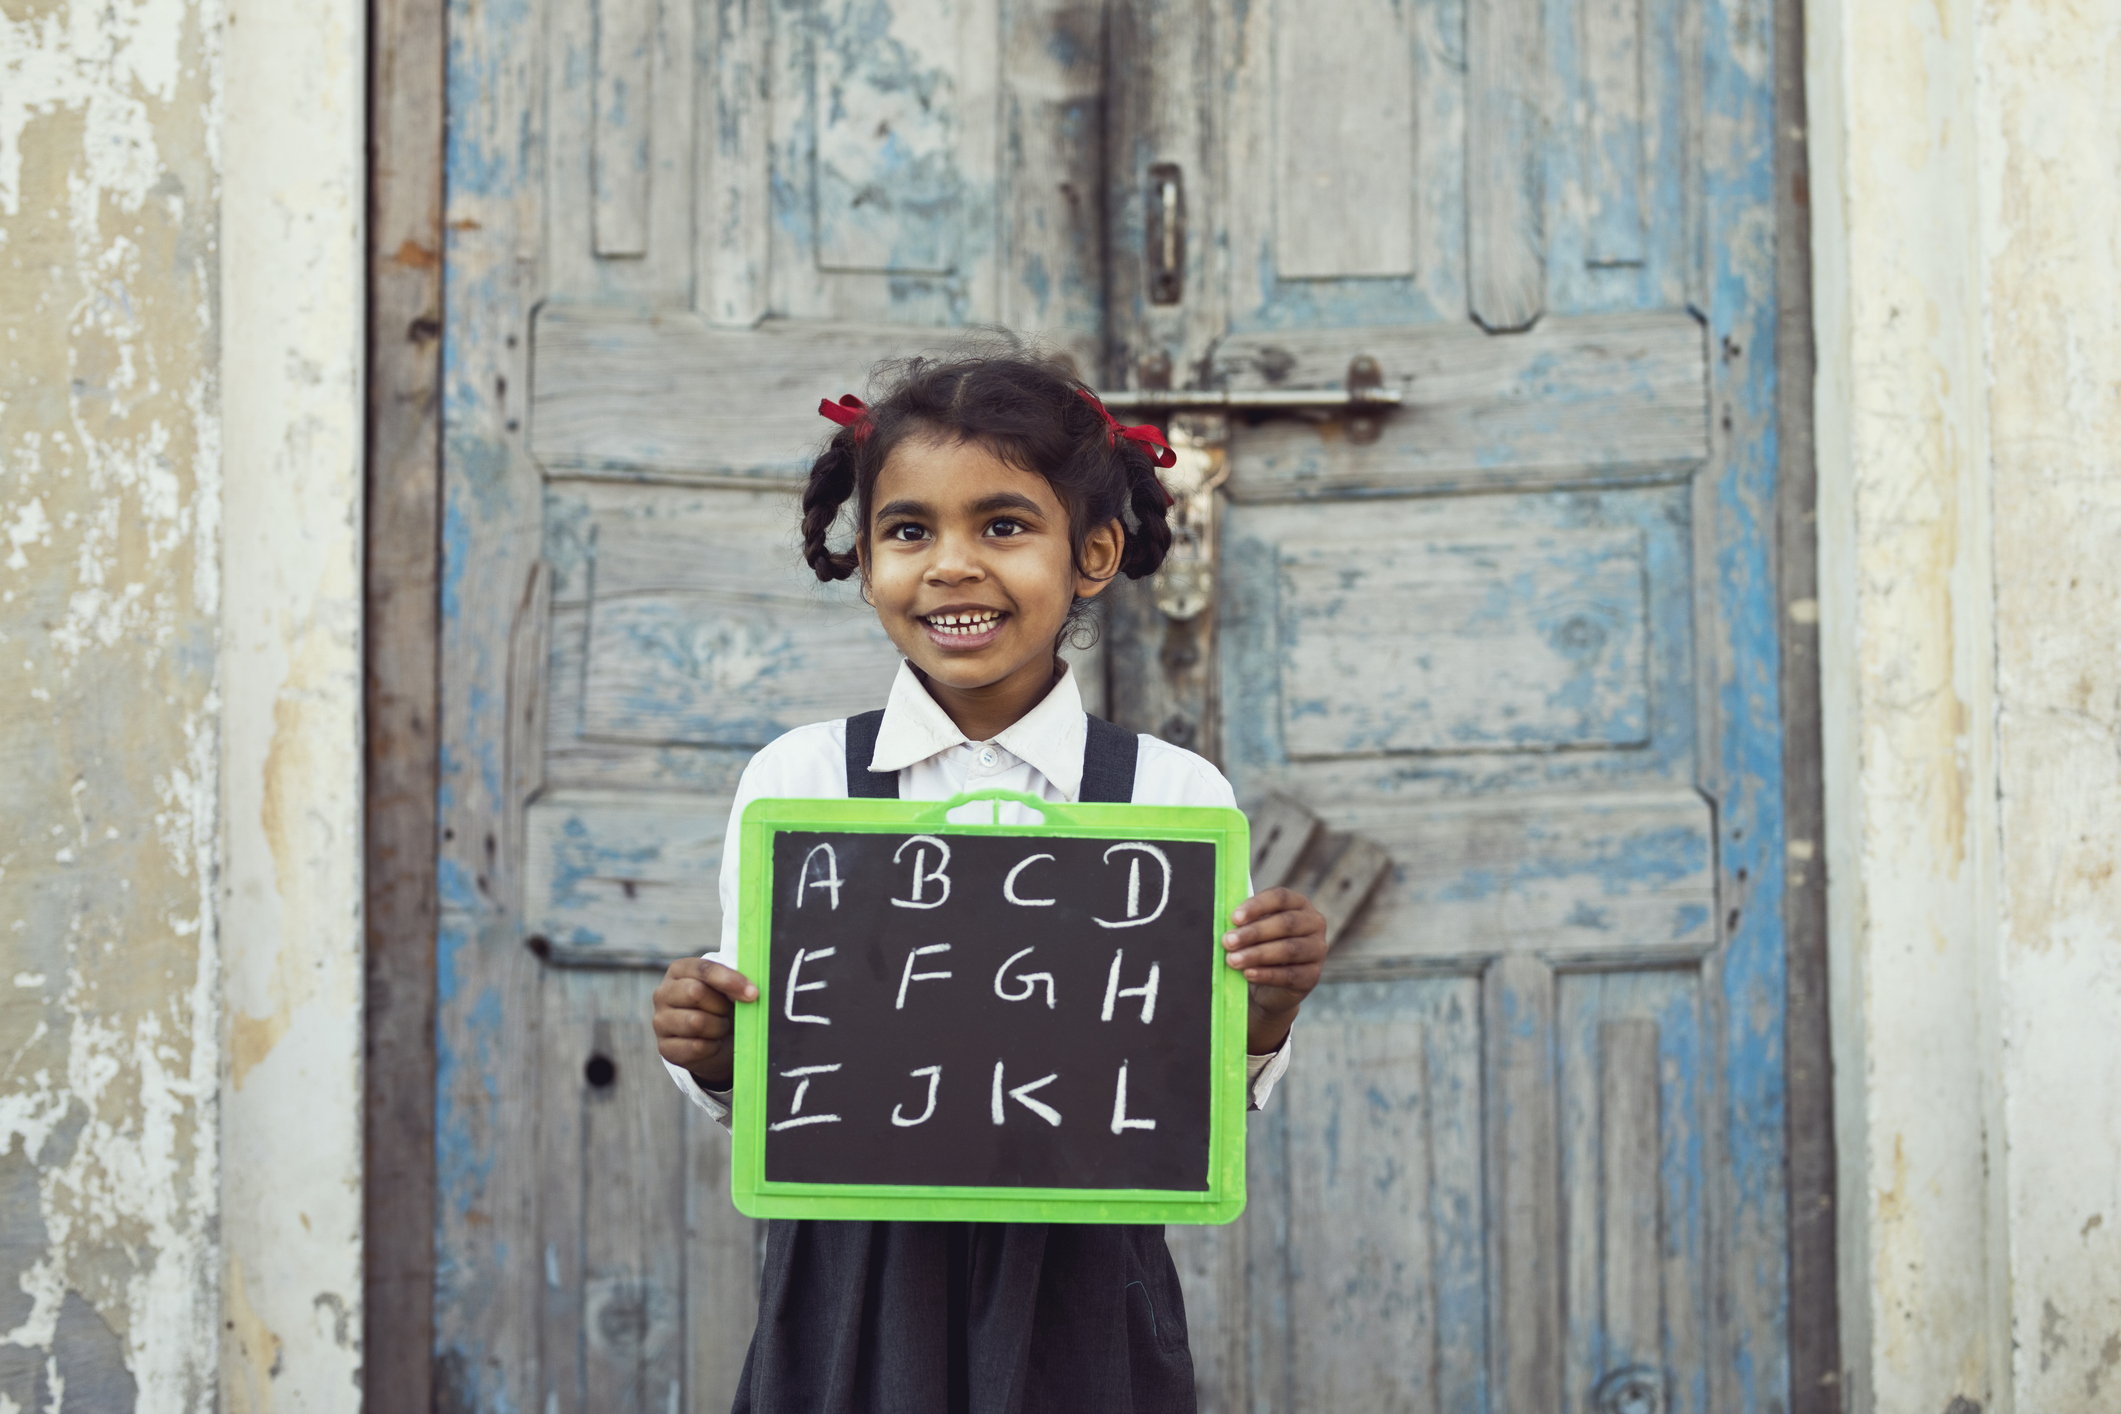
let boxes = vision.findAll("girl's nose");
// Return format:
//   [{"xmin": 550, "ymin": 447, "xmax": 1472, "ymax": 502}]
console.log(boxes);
[{"xmin": 924, "ymin": 532, "xmax": 987, "ymax": 583}]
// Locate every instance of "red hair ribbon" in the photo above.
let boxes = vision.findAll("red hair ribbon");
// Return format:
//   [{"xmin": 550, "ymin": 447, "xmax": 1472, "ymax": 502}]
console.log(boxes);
[
  {"xmin": 818, "ymin": 393, "xmax": 871, "ymax": 441},
  {"xmin": 1076, "ymin": 389, "xmax": 1178, "ymax": 504}
]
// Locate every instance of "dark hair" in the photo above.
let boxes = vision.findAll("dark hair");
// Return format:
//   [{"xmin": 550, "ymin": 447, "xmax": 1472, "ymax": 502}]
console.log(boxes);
[{"xmin": 798, "ymin": 350, "xmax": 1176, "ymax": 618}]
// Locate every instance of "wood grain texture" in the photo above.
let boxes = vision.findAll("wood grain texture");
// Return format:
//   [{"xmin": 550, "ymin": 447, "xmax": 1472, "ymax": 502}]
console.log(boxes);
[
  {"xmin": 1257, "ymin": 978, "xmax": 1487, "ymax": 1412},
  {"xmin": 1466, "ymin": 0, "xmax": 1545, "ymax": 330},
  {"xmin": 996, "ymin": 0, "xmax": 1106, "ymax": 368},
  {"xmin": 1273, "ymin": 0, "xmax": 1417, "ymax": 279},
  {"xmin": 579, "ymin": 518, "xmax": 899, "ymax": 747},
  {"xmin": 685, "ymin": 1103, "xmax": 760, "ymax": 1411},
  {"xmin": 529, "ymin": 307, "xmax": 983, "ymax": 482},
  {"xmin": 582, "ymin": 1003, "xmax": 687, "ymax": 1411},
  {"xmin": 1582, "ymin": 0, "xmax": 1648, "ymax": 267},
  {"xmin": 364, "ymin": 0, "xmax": 444, "ymax": 1405},
  {"xmin": 696, "ymin": 0, "xmax": 771, "ymax": 325},
  {"xmin": 523, "ymin": 790, "xmax": 728, "ymax": 956},
  {"xmin": 1599, "ymin": 1019, "xmax": 1664, "ymax": 1373},
  {"xmin": 1320, "ymin": 790, "xmax": 1717, "ymax": 974},
  {"xmin": 1775, "ymin": 0, "xmax": 1839, "ymax": 1397},
  {"xmin": 1277, "ymin": 526, "xmax": 1651, "ymax": 756},
  {"xmin": 433, "ymin": 0, "xmax": 550, "ymax": 1393},
  {"xmin": 1211, "ymin": 311, "xmax": 1708, "ymax": 498},
  {"xmin": 547, "ymin": 0, "xmax": 693, "ymax": 303},
  {"xmin": 1486, "ymin": 953, "xmax": 1561, "ymax": 1412},
  {"xmin": 536, "ymin": 987, "xmax": 592, "ymax": 1412},
  {"xmin": 592, "ymin": 0, "xmax": 655, "ymax": 256},
  {"xmin": 765, "ymin": 0, "xmax": 1002, "ymax": 324}
]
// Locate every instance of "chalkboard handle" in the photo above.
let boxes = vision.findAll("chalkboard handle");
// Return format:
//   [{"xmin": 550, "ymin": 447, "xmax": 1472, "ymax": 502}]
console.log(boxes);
[{"xmin": 913, "ymin": 788, "xmax": 1068, "ymax": 826}]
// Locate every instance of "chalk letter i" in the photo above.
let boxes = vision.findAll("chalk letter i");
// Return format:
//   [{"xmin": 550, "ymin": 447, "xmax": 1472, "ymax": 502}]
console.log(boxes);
[
  {"xmin": 1110, "ymin": 1061, "xmax": 1156, "ymax": 1135},
  {"xmin": 771, "ymin": 1064, "xmax": 843, "ymax": 1131}
]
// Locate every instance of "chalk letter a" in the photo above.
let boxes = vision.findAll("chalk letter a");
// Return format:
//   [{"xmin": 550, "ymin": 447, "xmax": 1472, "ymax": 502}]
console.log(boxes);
[{"xmin": 795, "ymin": 843, "xmax": 844, "ymax": 909}]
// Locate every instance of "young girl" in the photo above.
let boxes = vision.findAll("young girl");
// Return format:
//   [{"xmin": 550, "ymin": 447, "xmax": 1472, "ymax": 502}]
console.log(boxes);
[{"xmin": 651, "ymin": 351, "xmax": 1328, "ymax": 1414}]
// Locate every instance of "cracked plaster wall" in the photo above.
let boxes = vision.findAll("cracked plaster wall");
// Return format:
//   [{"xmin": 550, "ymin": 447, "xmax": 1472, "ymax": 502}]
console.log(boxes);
[
  {"xmin": 0, "ymin": 0, "xmax": 363, "ymax": 1409},
  {"xmin": 1811, "ymin": 1, "xmax": 2121, "ymax": 1411}
]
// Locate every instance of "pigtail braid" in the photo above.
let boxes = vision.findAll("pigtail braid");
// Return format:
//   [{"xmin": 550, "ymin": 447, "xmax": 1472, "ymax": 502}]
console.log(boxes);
[
  {"xmin": 1116, "ymin": 445, "xmax": 1175, "ymax": 579},
  {"xmin": 799, "ymin": 436, "xmax": 864, "ymax": 582}
]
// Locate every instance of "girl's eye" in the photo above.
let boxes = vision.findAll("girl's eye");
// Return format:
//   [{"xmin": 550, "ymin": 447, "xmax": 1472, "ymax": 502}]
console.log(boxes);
[
  {"xmin": 986, "ymin": 518, "xmax": 1026, "ymax": 538},
  {"xmin": 884, "ymin": 522, "xmax": 929, "ymax": 542}
]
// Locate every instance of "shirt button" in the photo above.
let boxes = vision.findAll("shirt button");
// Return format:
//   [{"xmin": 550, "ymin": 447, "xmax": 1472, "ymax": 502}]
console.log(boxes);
[{"xmin": 977, "ymin": 747, "xmax": 998, "ymax": 768}]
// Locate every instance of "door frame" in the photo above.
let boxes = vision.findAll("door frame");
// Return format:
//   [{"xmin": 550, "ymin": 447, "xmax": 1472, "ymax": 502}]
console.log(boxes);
[{"xmin": 356, "ymin": 0, "xmax": 1837, "ymax": 1407}]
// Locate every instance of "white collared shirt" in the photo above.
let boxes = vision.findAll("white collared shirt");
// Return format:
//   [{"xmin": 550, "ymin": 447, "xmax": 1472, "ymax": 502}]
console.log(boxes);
[{"xmin": 665, "ymin": 660, "xmax": 1294, "ymax": 1125}]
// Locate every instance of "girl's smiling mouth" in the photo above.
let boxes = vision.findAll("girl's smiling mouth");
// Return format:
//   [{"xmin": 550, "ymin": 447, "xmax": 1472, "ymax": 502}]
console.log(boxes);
[{"xmin": 919, "ymin": 606, "xmax": 1008, "ymax": 649}]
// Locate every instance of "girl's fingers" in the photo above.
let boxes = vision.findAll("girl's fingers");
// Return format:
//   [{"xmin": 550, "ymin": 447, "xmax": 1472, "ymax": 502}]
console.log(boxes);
[
  {"xmin": 657, "ymin": 1035, "xmax": 715, "ymax": 1068},
  {"xmin": 654, "ymin": 958, "xmax": 760, "ymax": 1009},
  {"xmin": 1229, "ymin": 886, "xmax": 1307, "ymax": 927},
  {"xmin": 1222, "ymin": 907, "xmax": 1327, "ymax": 953},
  {"xmin": 1224, "ymin": 934, "xmax": 1326, "ymax": 971},
  {"xmin": 1240, "ymin": 965, "xmax": 1320, "ymax": 991},
  {"xmin": 652, "ymin": 1004, "xmax": 733, "ymax": 1042}
]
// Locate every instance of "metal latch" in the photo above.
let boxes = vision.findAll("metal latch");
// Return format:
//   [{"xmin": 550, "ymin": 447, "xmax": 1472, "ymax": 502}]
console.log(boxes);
[
  {"xmin": 1095, "ymin": 357, "xmax": 1401, "ymax": 445},
  {"xmin": 1149, "ymin": 416, "xmax": 1228, "ymax": 621}
]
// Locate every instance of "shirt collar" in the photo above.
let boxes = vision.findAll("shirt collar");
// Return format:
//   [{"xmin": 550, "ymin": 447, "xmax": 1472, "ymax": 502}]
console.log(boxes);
[{"xmin": 867, "ymin": 660, "xmax": 1089, "ymax": 801}]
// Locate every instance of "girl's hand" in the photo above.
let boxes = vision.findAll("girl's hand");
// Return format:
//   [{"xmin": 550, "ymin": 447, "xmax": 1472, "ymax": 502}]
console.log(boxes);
[
  {"xmin": 652, "ymin": 959, "xmax": 759, "ymax": 1092},
  {"xmin": 1223, "ymin": 887, "xmax": 1329, "ymax": 1055}
]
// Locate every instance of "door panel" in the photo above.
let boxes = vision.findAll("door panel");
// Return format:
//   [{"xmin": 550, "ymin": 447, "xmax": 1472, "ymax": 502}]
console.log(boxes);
[{"xmin": 441, "ymin": 0, "xmax": 1791, "ymax": 1405}]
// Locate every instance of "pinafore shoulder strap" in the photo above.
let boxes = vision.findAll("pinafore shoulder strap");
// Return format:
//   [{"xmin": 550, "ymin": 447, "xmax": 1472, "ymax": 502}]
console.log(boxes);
[{"xmin": 840, "ymin": 709, "xmax": 1139, "ymax": 803}]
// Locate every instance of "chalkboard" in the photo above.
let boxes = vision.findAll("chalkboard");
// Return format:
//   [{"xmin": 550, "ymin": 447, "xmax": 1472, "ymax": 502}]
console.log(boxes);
[{"xmin": 730, "ymin": 789, "xmax": 1251, "ymax": 1224}]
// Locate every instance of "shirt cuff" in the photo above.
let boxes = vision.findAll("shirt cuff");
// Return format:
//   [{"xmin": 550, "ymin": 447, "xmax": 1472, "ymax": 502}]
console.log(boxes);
[
  {"xmin": 1245, "ymin": 1031, "xmax": 1294, "ymax": 1111},
  {"xmin": 662, "ymin": 1055, "xmax": 735, "ymax": 1130}
]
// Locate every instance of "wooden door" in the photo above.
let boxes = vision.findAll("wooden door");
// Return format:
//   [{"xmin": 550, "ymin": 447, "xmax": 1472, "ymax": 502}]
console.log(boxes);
[
  {"xmin": 1096, "ymin": 1, "xmax": 1791, "ymax": 1411},
  {"xmin": 436, "ymin": 2, "xmax": 1113, "ymax": 1409},
  {"xmin": 434, "ymin": 0, "xmax": 1792, "ymax": 1409}
]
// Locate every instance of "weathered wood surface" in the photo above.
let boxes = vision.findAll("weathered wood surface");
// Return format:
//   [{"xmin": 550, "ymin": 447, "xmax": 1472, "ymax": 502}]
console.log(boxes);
[
  {"xmin": 1211, "ymin": 311, "xmax": 1709, "ymax": 498},
  {"xmin": 1775, "ymin": 0, "xmax": 1841, "ymax": 1395},
  {"xmin": 364, "ymin": 0, "xmax": 445, "ymax": 1404},
  {"xmin": 1272, "ymin": 0, "xmax": 1418, "ymax": 280},
  {"xmin": 590, "ymin": 0, "xmax": 657, "ymax": 258},
  {"xmin": 434, "ymin": 0, "xmax": 1802, "ymax": 1406},
  {"xmin": 548, "ymin": 0, "xmax": 692, "ymax": 303},
  {"xmin": 1466, "ymin": 0, "xmax": 1546, "ymax": 330}
]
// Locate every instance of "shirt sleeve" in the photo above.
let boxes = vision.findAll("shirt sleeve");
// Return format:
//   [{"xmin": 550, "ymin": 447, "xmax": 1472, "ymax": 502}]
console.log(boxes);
[
  {"xmin": 661, "ymin": 723, "xmax": 845, "ymax": 1130},
  {"xmin": 1136, "ymin": 737, "xmax": 1301, "ymax": 1111}
]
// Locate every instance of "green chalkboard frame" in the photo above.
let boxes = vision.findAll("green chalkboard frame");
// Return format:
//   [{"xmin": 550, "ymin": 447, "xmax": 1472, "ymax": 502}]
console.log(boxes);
[{"xmin": 730, "ymin": 789, "xmax": 1252, "ymax": 1224}]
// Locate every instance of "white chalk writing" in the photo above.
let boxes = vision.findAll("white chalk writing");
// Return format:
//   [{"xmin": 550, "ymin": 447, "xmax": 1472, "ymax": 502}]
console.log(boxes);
[
  {"xmin": 771, "ymin": 1064, "xmax": 844, "ymax": 1131},
  {"xmin": 896, "ymin": 944, "xmax": 954, "ymax": 1009},
  {"xmin": 891, "ymin": 834, "xmax": 954, "ymax": 910},
  {"xmin": 994, "ymin": 947, "xmax": 1056, "ymax": 1009},
  {"xmin": 784, "ymin": 946, "xmax": 834, "ymax": 1025},
  {"xmin": 1094, "ymin": 843, "xmax": 1172, "ymax": 929}
]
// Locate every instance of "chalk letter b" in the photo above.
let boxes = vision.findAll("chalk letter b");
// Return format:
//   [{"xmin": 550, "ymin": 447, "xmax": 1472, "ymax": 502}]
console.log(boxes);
[{"xmin": 891, "ymin": 834, "xmax": 953, "ymax": 910}]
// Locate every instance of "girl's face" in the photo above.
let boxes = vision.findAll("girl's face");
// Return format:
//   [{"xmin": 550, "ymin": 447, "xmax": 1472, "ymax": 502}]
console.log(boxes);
[{"xmin": 861, "ymin": 434, "xmax": 1122, "ymax": 716}]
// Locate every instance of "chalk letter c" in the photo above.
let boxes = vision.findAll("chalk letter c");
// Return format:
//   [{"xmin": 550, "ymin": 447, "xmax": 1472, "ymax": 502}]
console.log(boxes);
[{"xmin": 1002, "ymin": 852, "xmax": 1056, "ymax": 907}]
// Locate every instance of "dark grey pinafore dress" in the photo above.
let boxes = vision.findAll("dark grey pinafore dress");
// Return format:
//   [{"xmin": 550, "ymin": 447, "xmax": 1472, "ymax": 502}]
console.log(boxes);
[{"xmin": 728, "ymin": 710, "xmax": 1197, "ymax": 1414}]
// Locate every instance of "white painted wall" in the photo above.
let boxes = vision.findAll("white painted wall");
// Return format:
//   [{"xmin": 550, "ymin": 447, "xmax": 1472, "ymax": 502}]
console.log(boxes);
[
  {"xmin": 1810, "ymin": 1, "xmax": 2121, "ymax": 1409},
  {"xmin": 0, "ymin": 0, "xmax": 364, "ymax": 1406},
  {"xmin": 216, "ymin": 0, "xmax": 366, "ymax": 1405}
]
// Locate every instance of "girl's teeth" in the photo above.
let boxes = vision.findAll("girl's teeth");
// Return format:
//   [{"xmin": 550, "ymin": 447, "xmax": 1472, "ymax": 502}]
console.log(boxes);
[{"xmin": 928, "ymin": 612, "xmax": 1001, "ymax": 636}]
